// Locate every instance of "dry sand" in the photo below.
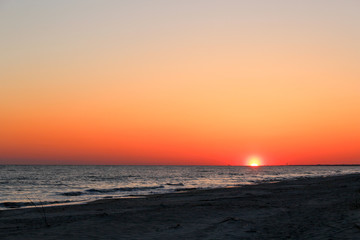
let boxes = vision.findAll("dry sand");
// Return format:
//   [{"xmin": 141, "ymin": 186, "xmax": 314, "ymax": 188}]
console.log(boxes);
[{"xmin": 1, "ymin": 174, "xmax": 360, "ymax": 239}]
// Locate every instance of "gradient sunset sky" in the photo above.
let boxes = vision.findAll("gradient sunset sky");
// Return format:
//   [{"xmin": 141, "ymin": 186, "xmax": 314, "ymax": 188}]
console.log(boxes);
[{"xmin": 1, "ymin": 0, "xmax": 359, "ymax": 165}]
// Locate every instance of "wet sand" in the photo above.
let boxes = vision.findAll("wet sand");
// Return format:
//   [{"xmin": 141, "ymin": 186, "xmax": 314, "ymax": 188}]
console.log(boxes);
[{"xmin": 1, "ymin": 174, "xmax": 360, "ymax": 239}]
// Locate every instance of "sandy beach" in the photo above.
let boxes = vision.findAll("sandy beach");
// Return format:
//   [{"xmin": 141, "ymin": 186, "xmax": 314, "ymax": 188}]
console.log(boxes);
[{"xmin": 1, "ymin": 174, "xmax": 360, "ymax": 239}]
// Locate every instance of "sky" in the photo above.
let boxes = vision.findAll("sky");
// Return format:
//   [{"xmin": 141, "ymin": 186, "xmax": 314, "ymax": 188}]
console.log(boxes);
[{"xmin": 1, "ymin": 0, "xmax": 359, "ymax": 165}]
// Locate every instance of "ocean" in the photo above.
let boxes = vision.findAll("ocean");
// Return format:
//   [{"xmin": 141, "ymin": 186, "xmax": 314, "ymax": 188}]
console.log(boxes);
[{"xmin": 1, "ymin": 165, "xmax": 359, "ymax": 210}]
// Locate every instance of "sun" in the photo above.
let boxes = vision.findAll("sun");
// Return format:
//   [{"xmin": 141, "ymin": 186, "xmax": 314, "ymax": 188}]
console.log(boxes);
[{"xmin": 247, "ymin": 156, "xmax": 262, "ymax": 167}]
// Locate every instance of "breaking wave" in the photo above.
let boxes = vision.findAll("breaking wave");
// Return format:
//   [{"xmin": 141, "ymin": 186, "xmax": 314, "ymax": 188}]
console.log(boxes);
[{"xmin": 60, "ymin": 186, "xmax": 164, "ymax": 196}]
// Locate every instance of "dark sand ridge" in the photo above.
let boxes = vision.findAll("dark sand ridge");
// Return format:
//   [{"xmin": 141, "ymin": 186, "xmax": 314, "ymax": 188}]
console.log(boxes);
[{"xmin": 1, "ymin": 174, "xmax": 360, "ymax": 239}]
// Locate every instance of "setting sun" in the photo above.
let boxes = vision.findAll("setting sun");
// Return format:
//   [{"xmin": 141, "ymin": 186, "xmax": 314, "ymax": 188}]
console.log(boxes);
[{"xmin": 247, "ymin": 156, "xmax": 262, "ymax": 167}]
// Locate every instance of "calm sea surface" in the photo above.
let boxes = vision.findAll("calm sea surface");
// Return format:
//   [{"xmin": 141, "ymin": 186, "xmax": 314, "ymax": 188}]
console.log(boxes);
[{"xmin": 1, "ymin": 165, "xmax": 359, "ymax": 210}]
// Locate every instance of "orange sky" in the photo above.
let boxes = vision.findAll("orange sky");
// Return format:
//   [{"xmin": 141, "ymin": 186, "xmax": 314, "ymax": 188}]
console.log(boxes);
[{"xmin": 1, "ymin": 1, "xmax": 359, "ymax": 165}]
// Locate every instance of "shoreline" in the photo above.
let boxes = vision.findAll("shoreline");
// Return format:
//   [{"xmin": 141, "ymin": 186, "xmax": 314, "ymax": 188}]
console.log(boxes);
[
  {"xmin": 1, "ymin": 171, "xmax": 358, "ymax": 212},
  {"xmin": 1, "ymin": 173, "xmax": 360, "ymax": 239}
]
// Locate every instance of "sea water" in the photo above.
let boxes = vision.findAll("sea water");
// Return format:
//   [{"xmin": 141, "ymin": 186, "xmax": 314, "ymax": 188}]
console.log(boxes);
[{"xmin": 0, "ymin": 165, "xmax": 359, "ymax": 210}]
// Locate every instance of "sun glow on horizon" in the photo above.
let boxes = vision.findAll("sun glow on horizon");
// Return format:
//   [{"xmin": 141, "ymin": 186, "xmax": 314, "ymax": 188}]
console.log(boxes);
[{"xmin": 247, "ymin": 156, "xmax": 262, "ymax": 167}]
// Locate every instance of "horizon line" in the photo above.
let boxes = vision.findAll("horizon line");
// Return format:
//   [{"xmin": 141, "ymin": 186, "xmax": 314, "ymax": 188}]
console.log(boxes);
[{"xmin": 1, "ymin": 164, "xmax": 359, "ymax": 166}]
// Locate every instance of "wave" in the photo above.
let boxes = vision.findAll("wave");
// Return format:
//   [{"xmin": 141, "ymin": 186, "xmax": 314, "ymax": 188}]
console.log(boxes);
[
  {"xmin": 60, "ymin": 185, "xmax": 164, "ymax": 196},
  {"xmin": 86, "ymin": 175, "xmax": 141, "ymax": 181},
  {"xmin": 166, "ymin": 183, "xmax": 184, "ymax": 186},
  {"xmin": 62, "ymin": 191, "xmax": 83, "ymax": 196},
  {"xmin": 175, "ymin": 187, "xmax": 197, "ymax": 192}
]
